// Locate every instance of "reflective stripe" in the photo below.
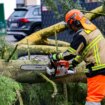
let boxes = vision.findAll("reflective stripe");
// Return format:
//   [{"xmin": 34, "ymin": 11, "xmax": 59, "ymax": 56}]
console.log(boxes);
[
  {"xmin": 82, "ymin": 35, "xmax": 103, "ymax": 58},
  {"xmin": 74, "ymin": 55, "xmax": 82, "ymax": 63},
  {"xmin": 85, "ymin": 64, "xmax": 105, "ymax": 72},
  {"xmin": 53, "ymin": 54, "xmax": 57, "ymax": 60},
  {"xmin": 92, "ymin": 64, "xmax": 105, "ymax": 71},
  {"xmin": 84, "ymin": 30, "xmax": 92, "ymax": 34},
  {"xmin": 94, "ymin": 45, "xmax": 101, "ymax": 65},
  {"xmin": 68, "ymin": 47, "xmax": 77, "ymax": 54}
]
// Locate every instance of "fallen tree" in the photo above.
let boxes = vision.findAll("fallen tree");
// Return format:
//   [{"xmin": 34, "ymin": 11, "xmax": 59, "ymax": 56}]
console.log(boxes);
[
  {"xmin": 17, "ymin": 5, "xmax": 105, "ymax": 45},
  {"xmin": 0, "ymin": 5, "xmax": 104, "ymax": 84},
  {"xmin": 0, "ymin": 5, "xmax": 105, "ymax": 105},
  {"xmin": 17, "ymin": 45, "xmax": 69, "ymax": 56},
  {"xmin": 16, "ymin": 21, "xmax": 68, "ymax": 45},
  {"xmin": 14, "ymin": 5, "xmax": 105, "ymax": 56},
  {"xmin": 0, "ymin": 59, "xmax": 86, "ymax": 83}
]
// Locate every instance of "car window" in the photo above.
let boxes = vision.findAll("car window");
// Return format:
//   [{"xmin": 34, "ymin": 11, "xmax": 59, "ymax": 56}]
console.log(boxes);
[
  {"xmin": 33, "ymin": 8, "xmax": 41, "ymax": 16},
  {"xmin": 11, "ymin": 10, "xmax": 27, "ymax": 18}
]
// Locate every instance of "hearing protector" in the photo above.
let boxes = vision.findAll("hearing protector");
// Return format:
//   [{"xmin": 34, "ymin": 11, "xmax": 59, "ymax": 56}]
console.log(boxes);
[{"xmin": 67, "ymin": 13, "xmax": 81, "ymax": 28}]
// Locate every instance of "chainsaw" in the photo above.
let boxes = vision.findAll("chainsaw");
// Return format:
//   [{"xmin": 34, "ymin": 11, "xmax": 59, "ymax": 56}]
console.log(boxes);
[{"xmin": 20, "ymin": 58, "xmax": 76, "ymax": 77}]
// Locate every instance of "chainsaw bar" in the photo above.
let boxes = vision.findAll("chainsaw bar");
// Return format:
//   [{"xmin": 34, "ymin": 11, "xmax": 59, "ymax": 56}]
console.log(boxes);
[{"xmin": 20, "ymin": 64, "xmax": 47, "ymax": 71}]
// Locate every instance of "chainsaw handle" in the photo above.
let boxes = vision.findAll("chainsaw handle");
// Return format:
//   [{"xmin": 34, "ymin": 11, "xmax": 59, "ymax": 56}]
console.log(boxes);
[{"xmin": 48, "ymin": 55, "xmax": 57, "ymax": 77}]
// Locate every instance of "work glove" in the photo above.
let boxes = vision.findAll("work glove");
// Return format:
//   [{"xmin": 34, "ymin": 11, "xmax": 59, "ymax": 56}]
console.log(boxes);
[
  {"xmin": 46, "ymin": 66, "xmax": 55, "ymax": 76},
  {"xmin": 68, "ymin": 64, "xmax": 74, "ymax": 70},
  {"xmin": 72, "ymin": 59, "xmax": 79, "ymax": 67},
  {"xmin": 68, "ymin": 64, "xmax": 77, "ymax": 74},
  {"xmin": 49, "ymin": 54, "xmax": 58, "ymax": 62},
  {"xmin": 67, "ymin": 60, "xmax": 77, "ymax": 74}
]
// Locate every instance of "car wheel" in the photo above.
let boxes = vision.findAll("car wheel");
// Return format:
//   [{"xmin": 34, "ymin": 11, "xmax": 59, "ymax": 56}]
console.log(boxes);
[
  {"xmin": 13, "ymin": 35, "xmax": 25, "ymax": 41},
  {"xmin": 31, "ymin": 26, "xmax": 42, "ymax": 33}
]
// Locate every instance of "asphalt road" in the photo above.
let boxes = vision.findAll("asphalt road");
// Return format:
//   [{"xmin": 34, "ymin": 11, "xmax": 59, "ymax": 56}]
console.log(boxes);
[{"xmin": 5, "ymin": 34, "xmax": 17, "ymax": 44}]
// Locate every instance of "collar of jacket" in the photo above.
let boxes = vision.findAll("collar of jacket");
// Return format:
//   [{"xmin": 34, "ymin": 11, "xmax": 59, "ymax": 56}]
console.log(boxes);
[{"xmin": 74, "ymin": 29, "xmax": 83, "ymax": 36}]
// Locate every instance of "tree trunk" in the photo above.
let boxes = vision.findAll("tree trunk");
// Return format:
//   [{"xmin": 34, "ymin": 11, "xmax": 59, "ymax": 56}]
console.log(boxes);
[
  {"xmin": 1, "ymin": 6, "xmax": 105, "ymax": 84},
  {"xmin": 17, "ymin": 22, "xmax": 67, "ymax": 45},
  {"xmin": 85, "ymin": 6, "xmax": 105, "ymax": 20},
  {"xmin": 46, "ymin": 39, "xmax": 70, "ymax": 46},
  {"xmin": 0, "ymin": 59, "xmax": 86, "ymax": 83},
  {"xmin": 17, "ymin": 45, "xmax": 69, "ymax": 56}
]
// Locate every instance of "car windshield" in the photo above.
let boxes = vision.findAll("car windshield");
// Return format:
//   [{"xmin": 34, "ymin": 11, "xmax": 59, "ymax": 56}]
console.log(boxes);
[{"xmin": 11, "ymin": 10, "xmax": 27, "ymax": 18}]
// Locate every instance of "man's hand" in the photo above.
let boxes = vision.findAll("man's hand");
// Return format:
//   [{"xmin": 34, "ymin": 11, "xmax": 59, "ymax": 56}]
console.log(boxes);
[
  {"xmin": 69, "ymin": 64, "xmax": 74, "ymax": 70},
  {"xmin": 67, "ymin": 61, "xmax": 77, "ymax": 74},
  {"xmin": 49, "ymin": 54, "xmax": 58, "ymax": 61}
]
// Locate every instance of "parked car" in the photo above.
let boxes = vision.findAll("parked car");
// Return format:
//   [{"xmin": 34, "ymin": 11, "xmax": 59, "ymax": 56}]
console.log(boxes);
[{"xmin": 7, "ymin": 5, "xmax": 42, "ymax": 40}]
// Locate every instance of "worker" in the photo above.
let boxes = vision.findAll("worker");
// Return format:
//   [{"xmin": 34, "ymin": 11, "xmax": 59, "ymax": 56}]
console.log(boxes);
[{"xmin": 50, "ymin": 9, "xmax": 105, "ymax": 105}]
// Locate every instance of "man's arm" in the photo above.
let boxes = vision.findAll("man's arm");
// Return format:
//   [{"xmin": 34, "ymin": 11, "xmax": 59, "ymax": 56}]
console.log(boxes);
[{"xmin": 53, "ymin": 34, "xmax": 87, "ymax": 62}]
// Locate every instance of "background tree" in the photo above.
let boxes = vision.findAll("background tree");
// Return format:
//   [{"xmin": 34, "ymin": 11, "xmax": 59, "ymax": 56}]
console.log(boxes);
[{"xmin": 43, "ymin": 0, "xmax": 82, "ymax": 20}]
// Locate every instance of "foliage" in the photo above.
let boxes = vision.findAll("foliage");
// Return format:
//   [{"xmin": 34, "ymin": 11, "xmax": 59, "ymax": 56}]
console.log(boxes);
[
  {"xmin": 0, "ymin": 37, "xmax": 18, "ymax": 60},
  {"xmin": 44, "ymin": 0, "xmax": 82, "ymax": 20},
  {"xmin": 67, "ymin": 83, "xmax": 86, "ymax": 105},
  {"xmin": 101, "ymin": 0, "xmax": 105, "ymax": 4},
  {"xmin": 22, "ymin": 83, "xmax": 64, "ymax": 105},
  {"xmin": 43, "ymin": 0, "xmax": 105, "ymax": 35},
  {"xmin": 21, "ymin": 82, "xmax": 87, "ymax": 105},
  {"xmin": 0, "ymin": 75, "xmax": 22, "ymax": 105},
  {"xmin": 93, "ymin": 0, "xmax": 105, "ymax": 35}
]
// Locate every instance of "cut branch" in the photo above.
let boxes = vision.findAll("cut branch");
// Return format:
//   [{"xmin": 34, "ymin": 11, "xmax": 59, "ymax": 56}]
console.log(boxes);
[
  {"xmin": 39, "ymin": 73, "xmax": 58, "ymax": 98},
  {"xmin": 17, "ymin": 45, "xmax": 68, "ymax": 56},
  {"xmin": 84, "ymin": 6, "xmax": 105, "ymax": 20},
  {"xmin": 17, "ymin": 22, "xmax": 67, "ymax": 45}
]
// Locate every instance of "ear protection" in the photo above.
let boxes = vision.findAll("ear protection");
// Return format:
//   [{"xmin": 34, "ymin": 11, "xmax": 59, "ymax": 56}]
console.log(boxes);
[{"xmin": 67, "ymin": 14, "xmax": 81, "ymax": 28}]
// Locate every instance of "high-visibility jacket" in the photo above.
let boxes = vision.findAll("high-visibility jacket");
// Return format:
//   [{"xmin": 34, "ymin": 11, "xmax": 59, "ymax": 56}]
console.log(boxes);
[
  {"xmin": 79, "ymin": 29, "xmax": 105, "ymax": 72},
  {"xmin": 57, "ymin": 28, "xmax": 105, "ymax": 75},
  {"xmin": 56, "ymin": 28, "xmax": 105, "ymax": 102}
]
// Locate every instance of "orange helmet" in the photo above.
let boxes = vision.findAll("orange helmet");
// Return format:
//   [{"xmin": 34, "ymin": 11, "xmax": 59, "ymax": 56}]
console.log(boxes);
[
  {"xmin": 65, "ymin": 9, "xmax": 96, "ymax": 31},
  {"xmin": 65, "ymin": 9, "xmax": 83, "ymax": 25}
]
